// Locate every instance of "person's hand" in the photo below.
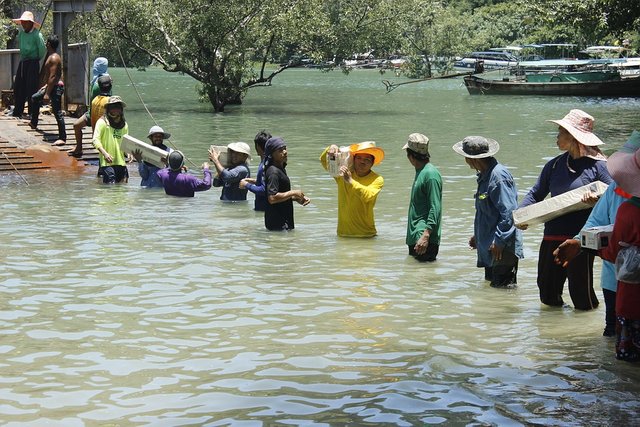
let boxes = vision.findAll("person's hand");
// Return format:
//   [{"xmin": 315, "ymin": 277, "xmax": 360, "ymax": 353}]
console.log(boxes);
[
  {"xmin": 490, "ymin": 243, "xmax": 504, "ymax": 262},
  {"xmin": 202, "ymin": 162, "xmax": 209, "ymax": 169},
  {"xmin": 208, "ymin": 147, "xmax": 219, "ymax": 162},
  {"xmin": 299, "ymin": 195, "xmax": 311, "ymax": 206},
  {"xmin": 43, "ymin": 92, "xmax": 50, "ymax": 103},
  {"xmin": 340, "ymin": 165, "xmax": 352, "ymax": 183},
  {"xmin": 469, "ymin": 235, "xmax": 476, "ymax": 249},
  {"xmin": 553, "ymin": 239, "xmax": 581, "ymax": 267},
  {"xmin": 581, "ymin": 191, "xmax": 600, "ymax": 207},
  {"xmin": 516, "ymin": 223, "xmax": 528, "ymax": 230},
  {"xmin": 414, "ymin": 232, "xmax": 430, "ymax": 255},
  {"xmin": 103, "ymin": 152, "xmax": 113, "ymax": 163},
  {"xmin": 160, "ymin": 155, "xmax": 168, "ymax": 166},
  {"xmin": 132, "ymin": 149, "xmax": 143, "ymax": 162}
]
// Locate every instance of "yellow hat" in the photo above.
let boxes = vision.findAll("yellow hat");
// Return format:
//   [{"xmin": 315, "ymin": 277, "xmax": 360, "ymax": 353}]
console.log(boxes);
[{"xmin": 349, "ymin": 141, "xmax": 385, "ymax": 165}]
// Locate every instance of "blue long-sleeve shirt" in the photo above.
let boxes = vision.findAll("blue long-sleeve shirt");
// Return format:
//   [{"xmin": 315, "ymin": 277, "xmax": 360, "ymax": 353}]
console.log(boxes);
[
  {"xmin": 519, "ymin": 152, "xmax": 612, "ymax": 237},
  {"xmin": 245, "ymin": 160, "xmax": 266, "ymax": 211},
  {"xmin": 577, "ymin": 182, "xmax": 628, "ymax": 292},
  {"xmin": 138, "ymin": 145, "xmax": 171, "ymax": 188},
  {"xmin": 474, "ymin": 158, "xmax": 523, "ymax": 267},
  {"xmin": 213, "ymin": 163, "xmax": 250, "ymax": 201}
]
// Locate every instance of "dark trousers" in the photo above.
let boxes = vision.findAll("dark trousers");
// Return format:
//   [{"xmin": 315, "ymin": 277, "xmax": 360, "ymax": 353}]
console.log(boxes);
[
  {"xmin": 484, "ymin": 249, "xmax": 519, "ymax": 287},
  {"xmin": 99, "ymin": 165, "xmax": 129, "ymax": 184},
  {"xmin": 31, "ymin": 84, "xmax": 67, "ymax": 141},
  {"xmin": 538, "ymin": 239, "xmax": 599, "ymax": 310},
  {"xmin": 408, "ymin": 243, "xmax": 439, "ymax": 262},
  {"xmin": 13, "ymin": 58, "xmax": 40, "ymax": 118},
  {"xmin": 603, "ymin": 288, "xmax": 616, "ymax": 334}
]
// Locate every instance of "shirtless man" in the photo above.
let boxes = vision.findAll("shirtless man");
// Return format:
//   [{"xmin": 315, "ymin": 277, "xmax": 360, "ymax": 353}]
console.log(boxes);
[{"xmin": 30, "ymin": 34, "xmax": 66, "ymax": 145}]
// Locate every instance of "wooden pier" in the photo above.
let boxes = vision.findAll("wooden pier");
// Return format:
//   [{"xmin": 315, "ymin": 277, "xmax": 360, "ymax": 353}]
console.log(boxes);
[{"xmin": 0, "ymin": 112, "xmax": 97, "ymax": 172}]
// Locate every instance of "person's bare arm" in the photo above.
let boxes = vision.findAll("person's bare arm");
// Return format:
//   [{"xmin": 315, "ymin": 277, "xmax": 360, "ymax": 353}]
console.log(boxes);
[{"xmin": 43, "ymin": 54, "xmax": 61, "ymax": 101}]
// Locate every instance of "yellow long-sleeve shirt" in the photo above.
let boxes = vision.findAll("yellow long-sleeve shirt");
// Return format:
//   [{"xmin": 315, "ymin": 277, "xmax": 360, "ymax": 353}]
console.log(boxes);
[{"xmin": 320, "ymin": 148, "xmax": 384, "ymax": 237}]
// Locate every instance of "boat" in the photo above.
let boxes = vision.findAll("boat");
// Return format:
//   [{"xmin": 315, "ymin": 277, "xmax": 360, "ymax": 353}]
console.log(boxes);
[
  {"xmin": 453, "ymin": 51, "xmax": 519, "ymax": 72},
  {"xmin": 463, "ymin": 71, "xmax": 640, "ymax": 96}
]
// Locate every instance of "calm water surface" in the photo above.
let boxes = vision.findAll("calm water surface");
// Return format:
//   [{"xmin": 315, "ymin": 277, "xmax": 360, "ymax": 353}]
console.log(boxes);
[{"xmin": 1, "ymin": 68, "xmax": 639, "ymax": 426}]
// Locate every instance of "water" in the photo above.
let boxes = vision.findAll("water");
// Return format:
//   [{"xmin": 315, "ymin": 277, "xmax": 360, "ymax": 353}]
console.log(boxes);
[{"xmin": 1, "ymin": 67, "xmax": 640, "ymax": 426}]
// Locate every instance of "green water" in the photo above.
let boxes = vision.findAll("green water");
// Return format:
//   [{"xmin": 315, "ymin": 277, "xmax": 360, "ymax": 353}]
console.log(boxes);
[{"xmin": 1, "ymin": 67, "xmax": 639, "ymax": 425}]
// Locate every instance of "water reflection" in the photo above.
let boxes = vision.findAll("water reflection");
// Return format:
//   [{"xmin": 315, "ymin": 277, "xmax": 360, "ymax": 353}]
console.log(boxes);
[{"xmin": 1, "ymin": 69, "xmax": 639, "ymax": 425}]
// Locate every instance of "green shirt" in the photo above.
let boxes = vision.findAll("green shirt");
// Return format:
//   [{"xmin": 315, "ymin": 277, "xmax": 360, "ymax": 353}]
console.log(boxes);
[
  {"xmin": 406, "ymin": 162, "xmax": 443, "ymax": 246},
  {"xmin": 18, "ymin": 28, "xmax": 46, "ymax": 61}
]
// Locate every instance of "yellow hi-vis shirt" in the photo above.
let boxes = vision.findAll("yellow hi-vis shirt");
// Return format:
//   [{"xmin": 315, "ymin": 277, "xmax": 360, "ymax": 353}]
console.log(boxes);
[{"xmin": 92, "ymin": 118, "xmax": 128, "ymax": 167}]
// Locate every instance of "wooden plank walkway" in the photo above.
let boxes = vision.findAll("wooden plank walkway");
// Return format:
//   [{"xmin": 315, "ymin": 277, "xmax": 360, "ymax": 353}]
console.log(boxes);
[
  {"xmin": 15, "ymin": 114, "xmax": 99, "ymax": 162},
  {"xmin": 0, "ymin": 138, "xmax": 49, "ymax": 171}
]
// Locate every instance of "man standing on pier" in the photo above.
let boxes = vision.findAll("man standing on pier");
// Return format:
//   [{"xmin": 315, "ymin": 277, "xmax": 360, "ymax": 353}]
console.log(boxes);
[
  {"xmin": 11, "ymin": 11, "xmax": 46, "ymax": 120},
  {"xmin": 30, "ymin": 35, "xmax": 66, "ymax": 146}
]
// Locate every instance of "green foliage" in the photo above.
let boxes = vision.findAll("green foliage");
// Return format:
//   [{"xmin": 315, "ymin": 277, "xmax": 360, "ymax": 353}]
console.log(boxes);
[{"xmin": 62, "ymin": 0, "xmax": 640, "ymax": 112}]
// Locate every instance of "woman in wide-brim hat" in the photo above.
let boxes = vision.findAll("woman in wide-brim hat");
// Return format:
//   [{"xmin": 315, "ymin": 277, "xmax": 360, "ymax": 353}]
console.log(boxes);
[
  {"xmin": 319, "ymin": 141, "xmax": 385, "ymax": 237},
  {"xmin": 517, "ymin": 109, "xmax": 614, "ymax": 311},
  {"xmin": 12, "ymin": 11, "xmax": 41, "ymax": 29},
  {"xmin": 599, "ymin": 130, "xmax": 640, "ymax": 362}
]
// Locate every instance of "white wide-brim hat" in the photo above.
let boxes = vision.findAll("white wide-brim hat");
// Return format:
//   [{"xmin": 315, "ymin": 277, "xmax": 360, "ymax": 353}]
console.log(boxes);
[
  {"xmin": 227, "ymin": 142, "xmax": 252, "ymax": 157},
  {"xmin": 147, "ymin": 125, "xmax": 171, "ymax": 140},
  {"xmin": 548, "ymin": 109, "xmax": 604, "ymax": 146}
]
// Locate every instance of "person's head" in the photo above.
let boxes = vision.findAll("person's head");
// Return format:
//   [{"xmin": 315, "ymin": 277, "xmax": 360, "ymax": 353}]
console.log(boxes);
[
  {"xmin": 105, "ymin": 96, "xmax": 126, "ymax": 124},
  {"xmin": 403, "ymin": 133, "xmax": 430, "ymax": 167},
  {"xmin": 349, "ymin": 141, "xmax": 384, "ymax": 177},
  {"xmin": 254, "ymin": 130, "xmax": 271, "ymax": 157},
  {"xmin": 168, "ymin": 150, "xmax": 185, "ymax": 172},
  {"xmin": 147, "ymin": 125, "xmax": 170, "ymax": 146},
  {"xmin": 548, "ymin": 109, "xmax": 603, "ymax": 153},
  {"xmin": 227, "ymin": 142, "xmax": 251, "ymax": 166},
  {"xmin": 13, "ymin": 11, "xmax": 40, "ymax": 32},
  {"xmin": 97, "ymin": 75, "xmax": 112, "ymax": 94},
  {"xmin": 92, "ymin": 57, "xmax": 109, "ymax": 78},
  {"xmin": 264, "ymin": 136, "xmax": 287, "ymax": 168},
  {"xmin": 452, "ymin": 135, "xmax": 500, "ymax": 171},
  {"xmin": 46, "ymin": 35, "xmax": 59, "ymax": 52},
  {"xmin": 606, "ymin": 130, "xmax": 640, "ymax": 197}
]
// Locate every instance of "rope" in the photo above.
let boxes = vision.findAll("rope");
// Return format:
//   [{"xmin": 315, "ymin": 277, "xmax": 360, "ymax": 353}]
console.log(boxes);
[
  {"xmin": 2, "ymin": 151, "xmax": 30, "ymax": 185},
  {"xmin": 112, "ymin": 34, "xmax": 199, "ymax": 168}
]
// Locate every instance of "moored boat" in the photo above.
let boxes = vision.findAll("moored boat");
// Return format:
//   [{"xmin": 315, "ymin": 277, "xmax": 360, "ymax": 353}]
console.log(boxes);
[{"xmin": 463, "ymin": 72, "xmax": 640, "ymax": 96}]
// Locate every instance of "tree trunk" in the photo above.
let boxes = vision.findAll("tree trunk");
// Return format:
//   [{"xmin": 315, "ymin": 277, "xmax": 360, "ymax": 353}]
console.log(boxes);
[{"xmin": 207, "ymin": 89, "xmax": 226, "ymax": 113}]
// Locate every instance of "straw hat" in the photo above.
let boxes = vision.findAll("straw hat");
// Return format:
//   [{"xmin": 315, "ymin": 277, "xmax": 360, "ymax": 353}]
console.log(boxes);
[
  {"xmin": 606, "ymin": 130, "xmax": 640, "ymax": 197},
  {"xmin": 350, "ymin": 141, "xmax": 384, "ymax": 165},
  {"xmin": 227, "ymin": 141, "xmax": 251, "ymax": 156},
  {"xmin": 548, "ymin": 109, "xmax": 604, "ymax": 146},
  {"xmin": 453, "ymin": 135, "xmax": 500, "ymax": 159},
  {"xmin": 12, "ymin": 11, "xmax": 41, "ymax": 29},
  {"xmin": 147, "ymin": 125, "xmax": 171, "ymax": 140}
]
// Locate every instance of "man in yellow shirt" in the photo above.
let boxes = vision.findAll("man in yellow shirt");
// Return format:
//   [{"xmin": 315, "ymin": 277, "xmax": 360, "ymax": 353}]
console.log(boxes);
[
  {"xmin": 320, "ymin": 141, "xmax": 384, "ymax": 237},
  {"xmin": 92, "ymin": 96, "xmax": 129, "ymax": 183}
]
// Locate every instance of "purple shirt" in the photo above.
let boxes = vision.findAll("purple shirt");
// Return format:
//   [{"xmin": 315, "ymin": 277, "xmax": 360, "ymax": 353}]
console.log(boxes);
[{"xmin": 156, "ymin": 168, "xmax": 212, "ymax": 197}]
